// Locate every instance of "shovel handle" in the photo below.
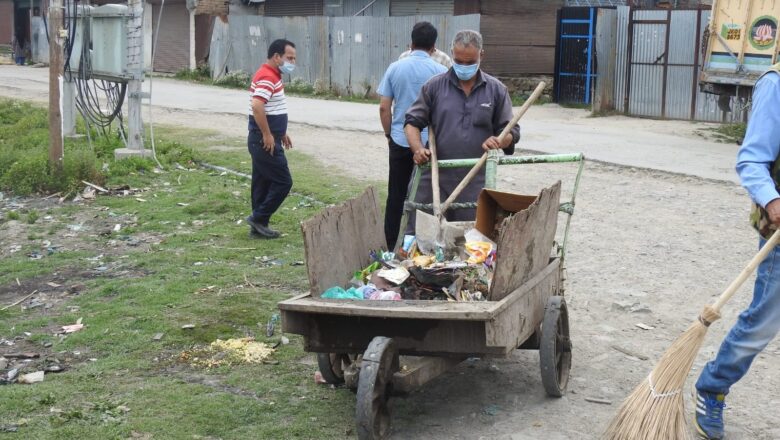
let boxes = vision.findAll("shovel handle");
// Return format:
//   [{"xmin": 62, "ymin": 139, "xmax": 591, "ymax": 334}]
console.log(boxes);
[
  {"xmin": 712, "ymin": 228, "xmax": 780, "ymax": 312},
  {"xmin": 439, "ymin": 81, "xmax": 547, "ymax": 215},
  {"xmin": 429, "ymin": 129, "xmax": 441, "ymax": 217}
]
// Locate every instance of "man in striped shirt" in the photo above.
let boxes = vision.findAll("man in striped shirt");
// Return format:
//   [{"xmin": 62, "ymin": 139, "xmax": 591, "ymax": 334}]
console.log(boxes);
[{"xmin": 246, "ymin": 39, "xmax": 296, "ymax": 239}]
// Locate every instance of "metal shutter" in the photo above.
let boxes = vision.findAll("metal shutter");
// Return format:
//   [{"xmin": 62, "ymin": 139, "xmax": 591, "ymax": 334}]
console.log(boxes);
[
  {"xmin": 152, "ymin": 2, "xmax": 189, "ymax": 73},
  {"xmin": 390, "ymin": 0, "xmax": 454, "ymax": 16},
  {"xmin": 0, "ymin": 1, "xmax": 13, "ymax": 45},
  {"xmin": 264, "ymin": 0, "xmax": 324, "ymax": 16}
]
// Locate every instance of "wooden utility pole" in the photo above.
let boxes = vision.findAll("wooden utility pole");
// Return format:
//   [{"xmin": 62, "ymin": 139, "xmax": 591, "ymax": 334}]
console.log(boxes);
[{"xmin": 48, "ymin": 0, "xmax": 64, "ymax": 171}]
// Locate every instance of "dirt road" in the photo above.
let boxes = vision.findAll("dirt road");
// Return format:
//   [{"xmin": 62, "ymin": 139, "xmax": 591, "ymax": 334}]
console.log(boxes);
[{"xmin": 1, "ymin": 69, "xmax": 777, "ymax": 439}]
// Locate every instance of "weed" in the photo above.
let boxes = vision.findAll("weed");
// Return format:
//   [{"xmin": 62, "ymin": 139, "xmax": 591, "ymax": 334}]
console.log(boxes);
[
  {"xmin": 285, "ymin": 77, "xmax": 315, "ymax": 94},
  {"xmin": 714, "ymin": 122, "xmax": 747, "ymax": 144},
  {"xmin": 26, "ymin": 210, "xmax": 39, "ymax": 224},
  {"xmin": 7, "ymin": 210, "xmax": 20, "ymax": 220},
  {"xmin": 175, "ymin": 64, "xmax": 211, "ymax": 82},
  {"xmin": 213, "ymin": 70, "xmax": 251, "ymax": 89}
]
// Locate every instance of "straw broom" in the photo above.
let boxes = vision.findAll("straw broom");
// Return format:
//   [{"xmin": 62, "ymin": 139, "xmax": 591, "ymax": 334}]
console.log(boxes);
[{"xmin": 605, "ymin": 228, "xmax": 780, "ymax": 440}]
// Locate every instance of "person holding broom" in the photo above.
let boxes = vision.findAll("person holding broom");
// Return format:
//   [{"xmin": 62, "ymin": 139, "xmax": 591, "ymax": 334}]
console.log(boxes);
[{"xmin": 693, "ymin": 63, "xmax": 780, "ymax": 439}]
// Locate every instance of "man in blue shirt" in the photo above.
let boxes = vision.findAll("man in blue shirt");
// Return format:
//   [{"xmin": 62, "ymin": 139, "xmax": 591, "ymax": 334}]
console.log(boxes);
[
  {"xmin": 694, "ymin": 64, "xmax": 780, "ymax": 440},
  {"xmin": 378, "ymin": 22, "xmax": 448, "ymax": 249}
]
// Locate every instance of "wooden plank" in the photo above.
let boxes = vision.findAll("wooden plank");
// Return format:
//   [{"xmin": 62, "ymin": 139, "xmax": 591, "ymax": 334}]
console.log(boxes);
[
  {"xmin": 481, "ymin": 45, "xmax": 556, "ymax": 75},
  {"xmin": 481, "ymin": 15, "xmax": 558, "ymax": 47},
  {"xmin": 301, "ymin": 186, "xmax": 385, "ymax": 297},
  {"xmin": 279, "ymin": 293, "xmax": 498, "ymax": 320},
  {"xmin": 480, "ymin": 0, "xmax": 564, "ymax": 16},
  {"xmin": 290, "ymin": 311, "xmax": 510, "ymax": 356},
  {"xmin": 393, "ymin": 356, "xmax": 464, "ymax": 394},
  {"xmin": 485, "ymin": 262, "xmax": 559, "ymax": 347},
  {"xmin": 489, "ymin": 182, "xmax": 561, "ymax": 301}
]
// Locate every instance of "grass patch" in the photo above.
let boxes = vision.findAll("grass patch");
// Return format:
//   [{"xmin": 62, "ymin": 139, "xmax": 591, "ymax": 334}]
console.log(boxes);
[
  {"xmin": 712, "ymin": 122, "xmax": 747, "ymax": 144},
  {"xmin": 0, "ymin": 99, "xmax": 380, "ymax": 439},
  {"xmin": 0, "ymin": 99, "xmax": 197, "ymax": 197}
]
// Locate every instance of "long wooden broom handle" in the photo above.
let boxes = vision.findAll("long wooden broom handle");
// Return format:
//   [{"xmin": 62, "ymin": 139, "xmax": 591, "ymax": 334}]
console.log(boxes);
[
  {"xmin": 439, "ymin": 81, "xmax": 547, "ymax": 215},
  {"xmin": 429, "ymin": 128, "xmax": 441, "ymax": 217},
  {"xmin": 712, "ymin": 228, "xmax": 780, "ymax": 312}
]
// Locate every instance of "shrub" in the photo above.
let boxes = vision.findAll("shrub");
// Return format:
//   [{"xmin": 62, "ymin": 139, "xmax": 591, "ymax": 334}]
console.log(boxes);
[
  {"xmin": 156, "ymin": 140, "xmax": 197, "ymax": 166},
  {"xmin": 175, "ymin": 64, "xmax": 211, "ymax": 82},
  {"xmin": 214, "ymin": 70, "xmax": 250, "ymax": 89},
  {"xmin": 286, "ymin": 77, "xmax": 315, "ymax": 95},
  {"xmin": 0, "ymin": 151, "xmax": 51, "ymax": 195}
]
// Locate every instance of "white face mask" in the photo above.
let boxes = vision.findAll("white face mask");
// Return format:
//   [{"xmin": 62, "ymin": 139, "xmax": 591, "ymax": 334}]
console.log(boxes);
[{"xmin": 280, "ymin": 60, "xmax": 295, "ymax": 74}]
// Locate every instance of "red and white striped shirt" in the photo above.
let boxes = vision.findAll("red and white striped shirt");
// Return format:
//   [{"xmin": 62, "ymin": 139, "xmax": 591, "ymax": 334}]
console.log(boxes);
[{"xmin": 248, "ymin": 63, "xmax": 288, "ymax": 133}]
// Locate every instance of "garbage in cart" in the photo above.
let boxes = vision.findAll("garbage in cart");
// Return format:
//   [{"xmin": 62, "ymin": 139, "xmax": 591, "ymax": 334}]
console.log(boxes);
[{"xmin": 320, "ymin": 227, "xmax": 496, "ymax": 302}]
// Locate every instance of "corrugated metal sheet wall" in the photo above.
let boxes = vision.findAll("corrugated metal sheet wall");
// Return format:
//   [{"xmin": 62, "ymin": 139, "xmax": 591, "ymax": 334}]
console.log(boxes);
[
  {"xmin": 152, "ymin": 2, "xmax": 190, "ymax": 73},
  {"xmin": 609, "ymin": 7, "xmax": 745, "ymax": 122},
  {"xmin": 390, "ymin": 0, "xmax": 454, "ymax": 16},
  {"xmin": 614, "ymin": 5, "xmax": 628, "ymax": 111},
  {"xmin": 210, "ymin": 14, "xmax": 479, "ymax": 95},
  {"xmin": 265, "ymin": 0, "xmax": 323, "ymax": 16}
]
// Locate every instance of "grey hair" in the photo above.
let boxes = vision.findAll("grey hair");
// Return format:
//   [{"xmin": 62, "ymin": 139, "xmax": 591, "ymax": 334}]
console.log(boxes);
[{"xmin": 451, "ymin": 30, "xmax": 483, "ymax": 51}]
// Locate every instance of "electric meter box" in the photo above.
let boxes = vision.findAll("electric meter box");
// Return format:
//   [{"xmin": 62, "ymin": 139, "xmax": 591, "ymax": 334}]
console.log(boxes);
[{"xmin": 91, "ymin": 4, "xmax": 131, "ymax": 80}]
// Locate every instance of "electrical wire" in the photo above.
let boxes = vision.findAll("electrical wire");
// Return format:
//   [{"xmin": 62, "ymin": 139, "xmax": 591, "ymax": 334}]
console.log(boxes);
[{"xmin": 60, "ymin": 0, "xmax": 127, "ymax": 144}]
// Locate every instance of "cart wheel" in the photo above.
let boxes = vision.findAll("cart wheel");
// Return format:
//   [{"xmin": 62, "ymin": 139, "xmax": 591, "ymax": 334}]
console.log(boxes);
[
  {"xmin": 317, "ymin": 353, "xmax": 358, "ymax": 385},
  {"xmin": 356, "ymin": 336, "xmax": 399, "ymax": 440},
  {"xmin": 539, "ymin": 296, "xmax": 572, "ymax": 397}
]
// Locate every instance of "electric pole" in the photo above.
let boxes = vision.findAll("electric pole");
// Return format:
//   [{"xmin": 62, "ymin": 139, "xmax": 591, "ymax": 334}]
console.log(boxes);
[{"xmin": 48, "ymin": 0, "xmax": 64, "ymax": 171}]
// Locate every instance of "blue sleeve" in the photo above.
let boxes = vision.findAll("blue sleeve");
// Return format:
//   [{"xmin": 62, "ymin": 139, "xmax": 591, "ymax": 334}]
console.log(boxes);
[
  {"xmin": 377, "ymin": 64, "xmax": 395, "ymax": 98},
  {"xmin": 736, "ymin": 73, "xmax": 780, "ymax": 208}
]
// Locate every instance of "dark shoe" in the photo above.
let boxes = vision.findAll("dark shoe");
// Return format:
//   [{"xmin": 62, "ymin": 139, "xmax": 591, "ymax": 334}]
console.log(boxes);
[
  {"xmin": 246, "ymin": 216, "xmax": 280, "ymax": 238},
  {"xmin": 694, "ymin": 389, "xmax": 726, "ymax": 439}
]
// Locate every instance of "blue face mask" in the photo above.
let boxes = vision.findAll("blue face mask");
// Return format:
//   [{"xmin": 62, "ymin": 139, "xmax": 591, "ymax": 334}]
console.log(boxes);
[
  {"xmin": 452, "ymin": 62, "xmax": 479, "ymax": 81},
  {"xmin": 279, "ymin": 61, "xmax": 295, "ymax": 75}
]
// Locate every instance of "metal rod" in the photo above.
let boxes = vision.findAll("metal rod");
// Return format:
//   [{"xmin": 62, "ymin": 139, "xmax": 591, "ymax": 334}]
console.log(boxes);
[
  {"xmin": 585, "ymin": 7, "xmax": 594, "ymax": 104},
  {"xmin": 560, "ymin": 155, "xmax": 586, "ymax": 265},
  {"xmin": 353, "ymin": 0, "xmax": 379, "ymax": 16},
  {"xmin": 395, "ymin": 166, "xmax": 422, "ymax": 252},
  {"xmin": 485, "ymin": 149, "xmax": 499, "ymax": 189}
]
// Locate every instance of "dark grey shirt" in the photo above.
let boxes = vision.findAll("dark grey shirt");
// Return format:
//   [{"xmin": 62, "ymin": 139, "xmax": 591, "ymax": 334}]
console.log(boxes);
[{"xmin": 402, "ymin": 69, "xmax": 520, "ymax": 228}]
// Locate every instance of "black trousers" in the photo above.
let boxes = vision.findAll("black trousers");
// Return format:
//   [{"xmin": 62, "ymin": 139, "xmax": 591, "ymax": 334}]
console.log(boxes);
[
  {"xmin": 248, "ymin": 129, "xmax": 292, "ymax": 226},
  {"xmin": 384, "ymin": 139, "xmax": 415, "ymax": 249}
]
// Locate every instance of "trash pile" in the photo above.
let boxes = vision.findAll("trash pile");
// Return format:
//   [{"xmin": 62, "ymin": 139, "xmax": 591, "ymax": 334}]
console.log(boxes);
[
  {"xmin": 321, "ymin": 228, "xmax": 497, "ymax": 302},
  {"xmin": 178, "ymin": 337, "xmax": 275, "ymax": 369}
]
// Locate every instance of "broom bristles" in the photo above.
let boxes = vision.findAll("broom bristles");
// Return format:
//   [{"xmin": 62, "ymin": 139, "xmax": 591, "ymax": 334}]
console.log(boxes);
[{"xmin": 604, "ymin": 306, "xmax": 721, "ymax": 440}]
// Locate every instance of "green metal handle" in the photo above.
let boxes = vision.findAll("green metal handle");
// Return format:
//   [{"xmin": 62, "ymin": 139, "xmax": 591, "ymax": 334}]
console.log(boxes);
[{"xmin": 394, "ymin": 152, "xmax": 586, "ymax": 263}]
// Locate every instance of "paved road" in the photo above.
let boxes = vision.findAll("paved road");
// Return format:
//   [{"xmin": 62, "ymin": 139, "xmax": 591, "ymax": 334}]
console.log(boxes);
[{"xmin": 0, "ymin": 65, "xmax": 741, "ymax": 183}]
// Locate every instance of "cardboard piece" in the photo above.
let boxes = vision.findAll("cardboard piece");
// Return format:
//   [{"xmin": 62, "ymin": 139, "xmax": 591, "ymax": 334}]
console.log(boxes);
[{"xmin": 474, "ymin": 189, "xmax": 538, "ymax": 241}]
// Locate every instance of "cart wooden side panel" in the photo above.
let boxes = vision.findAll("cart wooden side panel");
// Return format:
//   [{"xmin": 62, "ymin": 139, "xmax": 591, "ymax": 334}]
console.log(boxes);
[
  {"xmin": 301, "ymin": 186, "xmax": 385, "ymax": 298},
  {"xmin": 490, "ymin": 181, "xmax": 561, "ymax": 301},
  {"xmin": 280, "ymin": 258, "xmax": 560, "ymax": 356}
]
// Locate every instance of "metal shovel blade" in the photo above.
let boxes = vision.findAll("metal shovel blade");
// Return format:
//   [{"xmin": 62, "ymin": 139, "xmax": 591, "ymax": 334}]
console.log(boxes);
[{"xmin": 415, "ymin": 209, "xmax": 464, "ymax": 255}]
